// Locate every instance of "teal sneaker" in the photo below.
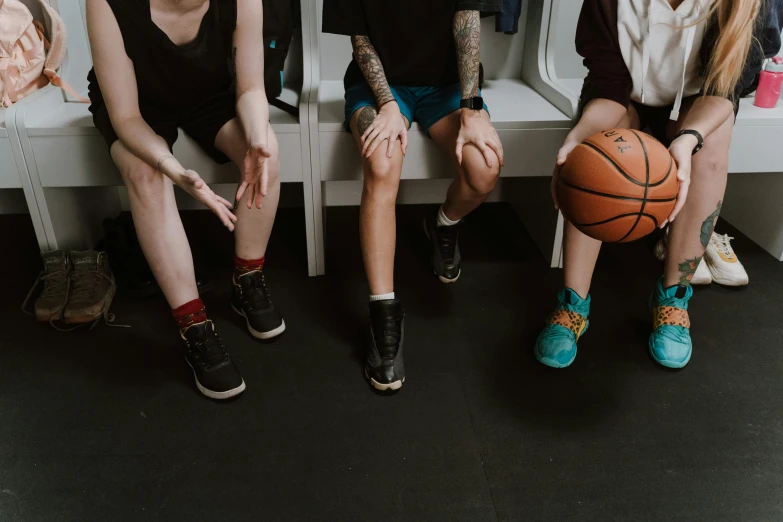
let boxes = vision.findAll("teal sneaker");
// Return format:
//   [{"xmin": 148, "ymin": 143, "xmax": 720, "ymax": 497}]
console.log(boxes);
[
  {"xmin": 649, "ymin": 278, "xmax": 693, "ymax": 369},
  {"xmin": 534, "ymin": 289, "xmax": 590, "ymax": 368}
]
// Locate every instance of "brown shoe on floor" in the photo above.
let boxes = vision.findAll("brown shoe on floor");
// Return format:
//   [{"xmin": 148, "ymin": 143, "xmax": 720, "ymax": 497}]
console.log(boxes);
[
  {"xmin": 64, "ymin": 251, "xmax": 116, "ymax": 324},
  {"xmin": 34, "ymin": 250, "xmax": 71, "ymax": 322}
]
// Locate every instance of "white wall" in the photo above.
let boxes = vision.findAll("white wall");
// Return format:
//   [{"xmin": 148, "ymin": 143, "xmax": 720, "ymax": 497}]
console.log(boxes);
[{"xmin": 552, "ymin": 0, "xmax": 586, "ymax": 79}]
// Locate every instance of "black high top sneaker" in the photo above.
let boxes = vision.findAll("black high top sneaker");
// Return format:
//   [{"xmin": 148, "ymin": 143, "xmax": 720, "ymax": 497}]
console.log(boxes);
[
  {"xmin": 231, "ymin": 270, "xmax": 285, "ymax": 339},
  {"xmin": 365, "ymin": 299, "xmax": 405, "ymax": 392},
  {"xmin": 182, "ymin": 321, "xmax": 245, "ymax": 400},
  {"xmin": 423, "ymin": 211, "xmax": 462, "ymax": 283}
]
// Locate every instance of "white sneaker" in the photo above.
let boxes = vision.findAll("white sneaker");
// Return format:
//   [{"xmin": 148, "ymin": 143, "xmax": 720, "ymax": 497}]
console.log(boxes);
[
  {"xmin": 652, "ymin": 230, "xmax": 711, "ymax": 285},
  {"xmin": 704, "ymin": 233, "xmax": 749, "ymax": 286},
  {"xmin": 691, "ymin": 258, "xmax": 712, "ymax": 285}
]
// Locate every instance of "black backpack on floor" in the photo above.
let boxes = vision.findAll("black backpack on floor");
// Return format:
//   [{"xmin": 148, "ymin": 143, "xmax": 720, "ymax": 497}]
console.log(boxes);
[{"xmin": 263, "ymin": 0, "xmax": 300, "ymax": 117}]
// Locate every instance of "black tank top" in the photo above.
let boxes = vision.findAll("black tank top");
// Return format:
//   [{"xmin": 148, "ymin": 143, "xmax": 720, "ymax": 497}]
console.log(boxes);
[{"xmin": 87, "ymin": 0, "xmax": 236, "ymax": 114}]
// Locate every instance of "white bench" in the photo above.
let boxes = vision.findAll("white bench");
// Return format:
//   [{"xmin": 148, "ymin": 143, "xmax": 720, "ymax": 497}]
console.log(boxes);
[
  {"xmin": 546, "ymin": 0, "xmax": 783, "ymax": 260},
  {"xmin": 11, "ymin": 0, "xmax": 319, "ymax": 274},
  {"xmin": 306, "ymin": 0, "xmax": 577, "ymax": 274}
]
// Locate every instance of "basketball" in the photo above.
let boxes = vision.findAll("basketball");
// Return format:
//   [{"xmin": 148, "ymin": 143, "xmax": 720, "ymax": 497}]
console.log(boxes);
[{"xmin": 557, "ymin": 129, "xmax": 678, "ymax": 243}]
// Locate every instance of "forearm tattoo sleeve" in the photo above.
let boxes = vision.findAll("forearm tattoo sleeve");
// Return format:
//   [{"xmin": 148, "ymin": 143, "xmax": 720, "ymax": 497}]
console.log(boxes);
[
  {"xmin": 351, "ymin": 36, "xmax": 395, "ymax": 107},
  {"xmin": 453, "ymin": 10, "xmax": 481, "ymax": 99}
]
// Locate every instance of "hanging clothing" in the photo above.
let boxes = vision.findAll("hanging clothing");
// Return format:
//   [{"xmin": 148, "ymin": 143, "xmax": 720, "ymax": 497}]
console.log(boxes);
[{"xmin": 495, "ymin": 0, "xmax": 522, "ymax": 34}]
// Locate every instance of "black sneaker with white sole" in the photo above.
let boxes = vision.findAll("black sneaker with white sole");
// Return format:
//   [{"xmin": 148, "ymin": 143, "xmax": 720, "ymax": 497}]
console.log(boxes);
[
  {"xmin": 182, "ymin": 321, "xmax": 245, "ymax": 400},
  {"xmin": 423, "ymin": 212, "xmax": 462, "ymax": 283},
  {"xmin": 365, "ymin": 299, "xmax": 405, "ymax": 392},
  {"xmin": 231, "ymin": 270, "xmax": 285, "ymax": 339}
]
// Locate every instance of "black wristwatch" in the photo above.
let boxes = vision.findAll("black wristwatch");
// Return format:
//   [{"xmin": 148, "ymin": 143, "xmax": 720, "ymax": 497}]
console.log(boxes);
[
  {"xmin": 674, "ymin": 129, "xmax": 704, "ymax": 155},
  {"xmin": 460, "ymin": 96, "xmax": 484, "ymax": 111}
]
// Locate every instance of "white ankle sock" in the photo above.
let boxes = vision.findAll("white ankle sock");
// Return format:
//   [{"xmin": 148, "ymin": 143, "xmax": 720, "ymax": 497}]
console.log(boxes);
[
  {"xmin": 437, "ymin": 206, "xmax": 460, "ymax": 227},
  {"xmin": 370, "ymin": 292, "xmax": 395, "ymax": 302}
]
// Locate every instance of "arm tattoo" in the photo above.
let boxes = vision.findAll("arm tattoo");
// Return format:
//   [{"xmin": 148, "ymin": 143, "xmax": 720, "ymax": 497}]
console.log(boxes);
[
  {"xmin": 351, "ymin": 36, "xmax": 395, "ymax": 107},
  {"xmin": 677, "ymin": 257, "xmax": 703, "ymax": 286},
  {"xmin": 453, "ymin": 10, "xmax": 481, "ymax": 99},
  {"xmin": 700, "ymin": 201, "xmax": 722, "ymax": 248},
  {"xmin": 357, "ymin": 106, "xmax": 378, "ymax": 135}
]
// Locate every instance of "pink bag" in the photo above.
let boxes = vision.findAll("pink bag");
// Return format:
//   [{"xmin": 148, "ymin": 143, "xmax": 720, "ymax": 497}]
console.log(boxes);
[{"xmin": 0, "ymin": 0, "xmax": 88, "ymax": 107}]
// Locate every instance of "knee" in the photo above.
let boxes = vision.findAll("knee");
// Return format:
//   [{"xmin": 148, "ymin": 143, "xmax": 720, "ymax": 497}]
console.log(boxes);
[
  {"xmin": 121, "ymin": 162, "xmax": 164, "ymax": 199},
  {"xmin": 266, "ymin": 151, "xmax": 281, "ymax": 185},
  {"xmin": 364, "ymin": 153, "xmax": 401, "ymax": 194},
  {"xmin": 462, "ymin": 156, "xmax": 501, "ymax": 197},
  {"xmin": 694, "ymin": 141, "xmax": 729, "ymax": 178}
]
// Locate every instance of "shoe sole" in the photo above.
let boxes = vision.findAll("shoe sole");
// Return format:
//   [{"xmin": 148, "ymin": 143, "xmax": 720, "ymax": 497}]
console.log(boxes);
[
  {"xmin": 710, "ymin": 276, "xmax": 749, "ymax": 287},
  {"xmin": 422, "ymin": 219, "xmax": 461, "ymax": 284},
  {"xmin": 231, "ymin": 304, "xmax": 286, "ymax": 340},
  {"xmin": 364, "ymin": 367, "xmax": 404, "ymax": 392},
  {"xmin": 185, "ymin": 357, "xmax": 246, "ymax": 400}
]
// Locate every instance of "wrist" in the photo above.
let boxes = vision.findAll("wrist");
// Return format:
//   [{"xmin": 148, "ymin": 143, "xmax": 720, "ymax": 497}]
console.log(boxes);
[
  {"xmin": 672, "ymin": 134, "xmax": 699, "ymax": 150},
  {"xmin": 379, "ymin": 100, "xmax": 399, "ymax": 114},
  {"xmin": 672, "ymin": 129, "xmax": 703, "ymax": 154},
  {"xmin": 460, "ymin": 107, "xmax": 481, "ymax": 121}
]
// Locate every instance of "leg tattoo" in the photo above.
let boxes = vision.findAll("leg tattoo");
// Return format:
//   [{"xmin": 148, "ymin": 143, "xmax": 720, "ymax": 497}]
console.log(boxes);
[
  {"xmin": 677, "ymin": 257, "xmax": 703, "ymax": 286},
  {"xmin": 357, "ymin": 107, "xmax": 378, "ymax": 136},
  {"xmin": 700, "ymin": 201, "xmax": 722, "ymax": 248}
]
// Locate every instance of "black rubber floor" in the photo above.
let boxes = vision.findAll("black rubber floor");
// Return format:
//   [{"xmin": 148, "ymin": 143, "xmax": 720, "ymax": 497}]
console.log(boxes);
[{"xmin": 1, "ymin": 203, "xmax": 782, "ymax": 521}]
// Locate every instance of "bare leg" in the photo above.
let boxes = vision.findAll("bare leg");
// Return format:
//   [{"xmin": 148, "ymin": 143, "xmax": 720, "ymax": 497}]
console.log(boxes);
[
  {"xmin": 215, "ymin": 119, "xmax": 281, "ymax": 260},
  {"xmin": 350, "ymin": 107, "xmax": 406, "ymax": 296},
  {"xmin": 663, "ymin": 102, "xmax": 733, "ymax": 287},
  {"xmin": 561, "ymin": 106, "xmax": 641, "ymax": 298},
  {"xmin": 428, "ymin": 110, "xmax": 501, "ymax": 220},
  {"xmin": 111, "ymin": 140, "xmax": 198, "ymax": 309}
]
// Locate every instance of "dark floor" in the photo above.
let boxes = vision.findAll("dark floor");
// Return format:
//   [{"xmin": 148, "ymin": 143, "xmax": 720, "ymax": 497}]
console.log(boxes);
[{"xmin": 1, "ymin": 204, "xmax": 782, "ymax": 522}]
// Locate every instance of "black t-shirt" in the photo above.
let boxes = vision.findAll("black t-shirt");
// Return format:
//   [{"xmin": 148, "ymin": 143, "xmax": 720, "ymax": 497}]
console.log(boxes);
[{"xmin": 322, "ymin": 0, "xmax": 502, "ymax": 89}]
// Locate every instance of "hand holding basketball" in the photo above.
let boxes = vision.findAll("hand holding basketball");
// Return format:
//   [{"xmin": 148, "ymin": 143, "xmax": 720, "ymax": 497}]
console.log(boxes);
[
  {"xmin": 556, "ymin": 129, "xmax": 678, "ymax": 243},
  {"xmin": 667, "ymin": 133, "xmax": 699, "ymax": 225}
]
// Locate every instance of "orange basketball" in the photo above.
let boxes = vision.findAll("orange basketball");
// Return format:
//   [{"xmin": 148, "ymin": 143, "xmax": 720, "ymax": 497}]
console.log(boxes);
[{"xmin": 557, "ymin": 129, "xmax": 678, "ymax": 243}]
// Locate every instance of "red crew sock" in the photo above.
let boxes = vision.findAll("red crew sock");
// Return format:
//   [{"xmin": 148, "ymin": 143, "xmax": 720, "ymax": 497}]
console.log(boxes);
[
  {"xmin": 234, "ymin": 255, "xmax": 265, "ymax": 280},
  {"xmin": 172, "ymin": 298, "xmax": 207, "ymax": 331}
]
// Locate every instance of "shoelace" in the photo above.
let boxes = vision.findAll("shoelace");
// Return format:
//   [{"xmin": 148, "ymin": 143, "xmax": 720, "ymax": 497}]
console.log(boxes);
[
  {"xmin": 188, "ymin": 323, "xmax": 229, "ymax": 367},
  {"xmin": 21, "ymin": 269, "xmax": 69, "ymax": 316},
  {"xmin": 437, "ymin": 224, "xmax": 460, "ymax": 264},
  {"xmin": 712, "ymin": 234, "xmax": 736, "ymax": 260},
  {"xmin": 241, "ymin": 272, "xmax": 273, "ymax": 312}
]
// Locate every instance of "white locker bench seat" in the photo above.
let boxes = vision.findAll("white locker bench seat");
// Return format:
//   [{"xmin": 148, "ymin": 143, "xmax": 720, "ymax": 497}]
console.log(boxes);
[
  {"xmin": 19, "ymin": 87, "xmax": 305, "ymax": 188},
  {"xmin": 316, "ymin": 79, "xmax": 571, "ymax": 183},
  {"xmin": 556, "ymin": 78, "xmax": 783, "ymax": 174}
]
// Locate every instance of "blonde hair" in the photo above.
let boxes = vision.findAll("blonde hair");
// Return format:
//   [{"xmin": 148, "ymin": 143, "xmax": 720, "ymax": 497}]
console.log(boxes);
[{"xmin": 703, "ymin": 0, "xmax": 762, "ymax": 97}]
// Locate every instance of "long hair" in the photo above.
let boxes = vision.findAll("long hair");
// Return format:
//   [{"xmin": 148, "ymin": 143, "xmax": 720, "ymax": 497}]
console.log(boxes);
[{"xmin": 703, "ymin": 0, "xmax": 762, "ymax": 97}]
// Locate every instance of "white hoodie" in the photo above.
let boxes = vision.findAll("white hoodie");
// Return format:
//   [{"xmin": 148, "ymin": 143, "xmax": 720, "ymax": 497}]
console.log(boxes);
[{"xmin": 618, "ymin": 0, "xmax": 711, "ymax": 119}]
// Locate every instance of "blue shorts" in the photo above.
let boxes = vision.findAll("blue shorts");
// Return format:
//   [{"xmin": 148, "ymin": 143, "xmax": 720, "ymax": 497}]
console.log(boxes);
[{"xmin": 344, "ymin": 83, "xmax": 489, "ymax": 136}]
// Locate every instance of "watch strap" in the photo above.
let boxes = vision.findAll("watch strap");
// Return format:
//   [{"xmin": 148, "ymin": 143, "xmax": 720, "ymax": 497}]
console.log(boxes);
[
  {"xmin": 460, "ymin": 96, "xmax": 483, "ymax": 111},
  {"xmin": 674, "ymin": 129, "xmax": 704, "ymax": 155}
]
